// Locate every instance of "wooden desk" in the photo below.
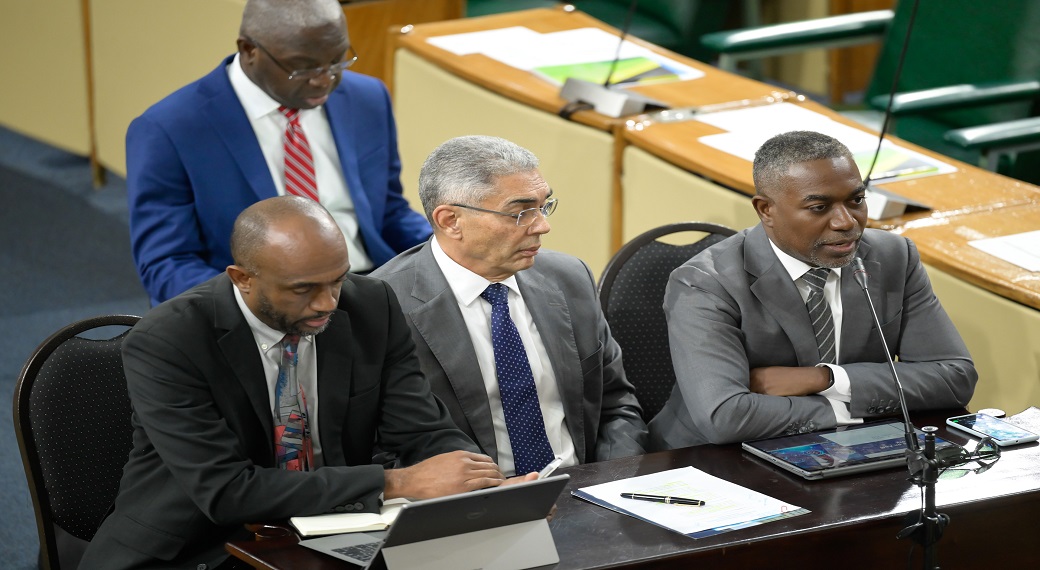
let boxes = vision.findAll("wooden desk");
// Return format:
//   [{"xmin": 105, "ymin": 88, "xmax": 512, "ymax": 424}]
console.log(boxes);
[
  {"xmin": 227, "ymin": 409, "xmax": 1040, "ymax": 569},
  {"xmin": 897, "ymin": 205, "xmax": 1040, "ymax": 412}
]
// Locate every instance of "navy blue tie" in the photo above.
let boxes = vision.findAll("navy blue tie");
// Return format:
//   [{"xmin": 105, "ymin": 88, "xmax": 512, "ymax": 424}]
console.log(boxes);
[{"xmin": 480, "ymin": 283, "xmax": 555, "ymax": 474}]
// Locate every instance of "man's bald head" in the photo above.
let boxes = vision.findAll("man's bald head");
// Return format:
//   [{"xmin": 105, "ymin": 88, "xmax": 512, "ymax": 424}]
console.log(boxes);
[
  {"xmin": 240, "ymin": 0, "xmax": 345, "ymax": 46},
  {"xmin": 230, "ymin": 195, "xmax": 343, "ymax": 275}
]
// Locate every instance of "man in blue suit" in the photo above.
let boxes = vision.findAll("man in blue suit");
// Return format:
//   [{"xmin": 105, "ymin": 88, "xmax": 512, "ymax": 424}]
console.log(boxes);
[{"xmin": 127, "ymin": 0, "xmax": 431, "ymax": 305}]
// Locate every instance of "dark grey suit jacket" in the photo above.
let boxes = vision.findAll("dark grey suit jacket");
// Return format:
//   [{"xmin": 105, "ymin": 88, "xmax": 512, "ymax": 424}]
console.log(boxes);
[
  {"xmin": 372, "ymin": 242, "xmax": 647, "ymax": 466},
  {"xmin": 81, "ymin": 273, "xmax": 475, "ymax": 569},
  {"xmin": 649, "ymin": 225, "xmax": 977, "ymax": 449}
]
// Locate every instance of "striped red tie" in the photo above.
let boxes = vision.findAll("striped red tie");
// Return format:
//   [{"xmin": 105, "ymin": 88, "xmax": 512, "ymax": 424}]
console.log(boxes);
[{"xmin": 278, "ymin": 106, "xmax": 318, "ymax": 201}]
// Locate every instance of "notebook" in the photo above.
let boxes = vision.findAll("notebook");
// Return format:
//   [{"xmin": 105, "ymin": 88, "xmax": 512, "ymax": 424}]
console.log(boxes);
[
  {"xmin": 301, "ymin": 474, "xmax": 569, "ymax": 568},
  {"xmin": 742, "ymin": 421, "xmax": 957, "ymax": 480}
]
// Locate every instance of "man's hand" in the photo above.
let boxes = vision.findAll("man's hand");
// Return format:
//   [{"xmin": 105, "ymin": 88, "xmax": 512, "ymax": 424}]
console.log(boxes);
[
  {"xmin": 749, "ymin": 366, "xmax": 831, "ymax": 397},
  {"xmin": 384, "ymin": 450, "xmax": 504, "ymax": 500}
]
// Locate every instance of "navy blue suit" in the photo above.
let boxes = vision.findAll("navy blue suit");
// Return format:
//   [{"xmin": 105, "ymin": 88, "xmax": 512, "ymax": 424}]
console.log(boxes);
[{"xmin": 127, "ymin": 55, "xmax": 431, "ymax": 304}]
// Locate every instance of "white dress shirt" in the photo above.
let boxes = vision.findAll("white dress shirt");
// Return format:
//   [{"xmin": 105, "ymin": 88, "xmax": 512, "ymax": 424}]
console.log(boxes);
[
  {"xmin": 227, "ymin": 54, "xmax": 372, "ymax": 272},
  {"xmin": 430, "ymin": 237, "xmax": 576, "ymax": 475},
  {"xmin": 768, "ymin": 240, "xmax": 861, "ymax": 426},
  {"xmin": 234, "ymin": 286, "xmax": 325, "ymax": 466}
]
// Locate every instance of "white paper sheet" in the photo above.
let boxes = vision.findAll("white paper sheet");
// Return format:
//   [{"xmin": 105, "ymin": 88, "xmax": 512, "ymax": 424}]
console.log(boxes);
[
  {"xmin": 575, "ymin": 466, "xmax": 804, "ymax": 536},
  {"xmin": 969, "ymin": 230, "xmax": 1040, "ymax": 272}
]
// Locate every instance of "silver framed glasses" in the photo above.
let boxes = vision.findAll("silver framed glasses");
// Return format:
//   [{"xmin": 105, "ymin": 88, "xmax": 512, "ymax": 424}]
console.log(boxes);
[
  {"xmin": 247, "ymin": 36, "xmax": 358, "ymax": 81},
  {"xmin": 451, "ymin": 198, "xmax": 559, "ymax": 227}
]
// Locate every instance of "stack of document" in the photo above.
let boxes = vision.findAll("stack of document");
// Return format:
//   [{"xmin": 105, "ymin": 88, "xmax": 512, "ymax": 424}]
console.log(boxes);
[
  {"xmin": 573, "ymin": 466, "xmax": 808, "ymax": 539},
  {"xmin": 427, "ymin": 26, "xmax": 704, "ymax": 87}
]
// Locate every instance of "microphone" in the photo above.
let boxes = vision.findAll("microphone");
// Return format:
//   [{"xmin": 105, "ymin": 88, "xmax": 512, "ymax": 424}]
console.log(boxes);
[
  {"xmin": 558, "ymin": 0, "xmax": 667, "ymax": 118},
  {"xmin": 851, "ymin": 257, "xmax": 919, "ymax": 453}
]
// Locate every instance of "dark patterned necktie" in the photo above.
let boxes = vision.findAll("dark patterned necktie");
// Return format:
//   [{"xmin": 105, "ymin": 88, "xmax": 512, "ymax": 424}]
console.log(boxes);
[
  {"xmin": 803, "ymin": 268, "xmax": 836, "ymax": 364},
  {"xmin": 274, "ymin": 334, "xmax": 311, "ymax": 470},
  {"xmin": 480, "ymin": 283, "xmax": 555, "ymax": 474}
]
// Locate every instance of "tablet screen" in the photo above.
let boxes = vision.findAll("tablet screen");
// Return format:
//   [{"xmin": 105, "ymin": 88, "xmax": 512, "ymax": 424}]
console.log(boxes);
[{"xmin": 744, "ymin": 421, "xmax": 955, "ymax": 474}]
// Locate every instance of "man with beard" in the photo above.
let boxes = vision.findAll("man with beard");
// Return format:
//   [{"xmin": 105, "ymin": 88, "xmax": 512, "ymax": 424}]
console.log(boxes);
[
  {"xmin": 648, "ymin": 131, "xmax": 977, "ymax": 449},
  {"xmin": 83, "ymin": 196, "xmax": 507, "ymax": 569}
]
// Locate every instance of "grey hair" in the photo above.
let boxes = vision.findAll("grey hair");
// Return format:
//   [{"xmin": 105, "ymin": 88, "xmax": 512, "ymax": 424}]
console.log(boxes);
[
  {"xmin": 752, "ymin": 131, "xmax": 855, "ymax": 197},
  {"xmin": 417, "ymin": 136, "xmax": 540, "ymax": 221},
  {"xmin": 241, "ymin": 0, "xmax": 344, "ymax": 44}
]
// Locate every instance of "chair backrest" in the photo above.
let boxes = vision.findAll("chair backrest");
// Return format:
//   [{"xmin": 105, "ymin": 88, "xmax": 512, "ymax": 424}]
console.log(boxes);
[
  {"xmin": 867, "ymin": 0, "xmax": 1040, "ymax": 164},
  {"xmin": 598, "ymin": 222, "xmax": 736, "ymax": 422},
  {"xmin": 13, "ymin": 315, "xmax": 140, "ymax": 570}
]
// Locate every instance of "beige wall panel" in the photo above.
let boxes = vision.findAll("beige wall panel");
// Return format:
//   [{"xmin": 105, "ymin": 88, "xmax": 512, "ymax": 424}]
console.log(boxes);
[
  {"xmin": 394, "ymin": 48, "xmax": 615, "ymax": 275},
  {"xmin": 91, "ymin": 0, "xmax": 246, "ymax": 176},
  {"xmin": 621, "ymin": 146, "xmax": 760, "ymax": 242},
  {"xmin": 0, "ymin": 0, "xmax": 91, "ymax": 155},
  {"xmin": 924, "ymin": 264, "xmax": 1040, "ymax": 415}
]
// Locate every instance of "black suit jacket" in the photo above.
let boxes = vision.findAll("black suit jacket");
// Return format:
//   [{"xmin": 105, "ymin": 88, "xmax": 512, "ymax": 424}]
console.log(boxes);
[{"xmin": 81, "ymin": 273, "xmax": 475, "ymax": 569}]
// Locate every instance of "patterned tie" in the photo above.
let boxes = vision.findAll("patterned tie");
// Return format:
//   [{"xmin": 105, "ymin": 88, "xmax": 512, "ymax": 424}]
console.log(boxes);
[
  {"xmin": 278, "ymin": 106, "xmax": 319, "ymax": 202},
  {"xmin": 803, "ymin": 268, "xmax": 836, "ymax": 364},
  {"xmin": 274, "ymin": 334, "xmax": 311, "ymax": 471},
  {"xmin": 480, "ymin": 283, "xmax": 556, "ymax": 474}
]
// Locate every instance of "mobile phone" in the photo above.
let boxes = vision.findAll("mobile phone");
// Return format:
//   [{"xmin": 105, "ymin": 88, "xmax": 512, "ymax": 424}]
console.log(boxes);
[
  {"xmin": 946, "ymin": 413, "xmax": 1039, "ymax": 447},
  {"xmin": 538, "ymin": 456, "xmax": 564, "ymax": 479}
]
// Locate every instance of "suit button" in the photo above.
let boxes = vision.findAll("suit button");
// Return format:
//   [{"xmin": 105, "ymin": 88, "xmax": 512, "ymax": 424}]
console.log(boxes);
[
  {"xmin": 197, "ymin": 565, "xmax": 208, "ymax": 570},
  {"xmin": 354, "ymin": 502, "xmax": 364, "ymax": 510},
  {"xmin": 334, "ymin": 506, "xmax": 346, "ymax": 513}
]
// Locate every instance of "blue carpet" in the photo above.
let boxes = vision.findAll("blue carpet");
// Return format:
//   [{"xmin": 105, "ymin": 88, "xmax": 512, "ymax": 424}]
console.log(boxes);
[{"xmin": 0, "ymin": 126, "xmax": 150, "ymax": 568}]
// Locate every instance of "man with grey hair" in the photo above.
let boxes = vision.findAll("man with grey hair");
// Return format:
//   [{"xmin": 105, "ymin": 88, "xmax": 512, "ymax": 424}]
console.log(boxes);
[
  {"xmin": 127, "ymin": 0, "xmax": 430, "ymax": 306},
  {"xmin": 649, "ymin": 130, "xmax": 976, "ymax": 449},
  {"xmin": 373, "ymin": 135, "xmax": 647, "ymax": 477},
  {"xmin": 83, "ymin": 196, "xmax": 506, "ymax": 569}
]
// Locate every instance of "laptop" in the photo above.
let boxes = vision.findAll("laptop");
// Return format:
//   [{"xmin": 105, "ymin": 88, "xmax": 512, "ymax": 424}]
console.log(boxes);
[
  {"xmin": 301, "ymin": 474, "xmax": 569, "ymax": 568},
  {"xmin": 742, "ymin": 421, "xmax": 958, "ymax": 480}
]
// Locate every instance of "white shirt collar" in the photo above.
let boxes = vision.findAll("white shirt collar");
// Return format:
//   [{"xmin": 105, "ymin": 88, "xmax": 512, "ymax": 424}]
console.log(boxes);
[
  {"xmin": 430, "ymin": 237, "xmax": 521, "ymax": 307},
  {"xmin": 227, "ymin": 53, "xmax": 284, "ymax": 122},
  {"xmin": 767, "ymin": 239, "xmax": 843, "ymax": 282}
]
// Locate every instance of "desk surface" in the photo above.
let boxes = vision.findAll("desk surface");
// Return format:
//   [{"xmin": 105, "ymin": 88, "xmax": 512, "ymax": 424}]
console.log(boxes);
[
  {"xmin": 898, "ymin": 203, "xmax": 1040, "ymax": 308},
  {"xmin": 228, "ymin": 409, "xmax": 1040, "ymax": 569}
]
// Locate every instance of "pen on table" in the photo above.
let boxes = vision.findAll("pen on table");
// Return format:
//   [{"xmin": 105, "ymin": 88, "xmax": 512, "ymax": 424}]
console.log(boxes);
[{"xmin": 620, "ymin": 493, "xmax": 706, "ymax": 506}]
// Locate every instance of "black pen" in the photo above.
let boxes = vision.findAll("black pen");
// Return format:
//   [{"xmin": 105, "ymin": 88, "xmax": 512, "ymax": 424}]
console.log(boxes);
[{"xmin": 620, "ymin": 493, "xmax": 706, "ymax": 506}]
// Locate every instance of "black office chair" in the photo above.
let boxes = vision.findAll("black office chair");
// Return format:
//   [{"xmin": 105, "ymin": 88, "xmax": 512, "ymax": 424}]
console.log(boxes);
[
  {"xmin": 13, "ymin": 315, "xmax": 140, "ymax": 570},
  {"xmin": 598, "ymin": 223, "xmax": 736, "ymax": 422}
]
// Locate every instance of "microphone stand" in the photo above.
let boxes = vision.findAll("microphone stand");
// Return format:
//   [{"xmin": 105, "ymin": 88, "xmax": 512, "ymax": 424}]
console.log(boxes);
[{"xmin": 852, "ymin": 258, "xmax": 945, "ymax": 569}]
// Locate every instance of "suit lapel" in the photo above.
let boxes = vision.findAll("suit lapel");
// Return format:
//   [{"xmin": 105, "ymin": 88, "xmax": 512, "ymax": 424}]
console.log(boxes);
[
  {"xmin": 838, "ymin": 239, "xmax": 880, "ymax": 363},
  {"xmin": 314, "ymin": 283, "xmax": 355, "ymax": 467},
  {"xmin": 744, "ymin": 226, "xmax": 822, "ymax": 366},
  {"xmin": 201, "ymin": 56, "xmax": 277, "ymax": 202},
  {"xmin": 516, "ymin": 268, "xmax": 586, "ymax": 462},
  {"xmin": 325, "ymin": 88, "xmax": 375, "ymax": 237},
  {"xmin": 213, "ymin": 275, "xmax": 274, "ymax": 451},
  {"xmin": 407, "ymin": 247, "xmax": 499, "ymax": 459}
]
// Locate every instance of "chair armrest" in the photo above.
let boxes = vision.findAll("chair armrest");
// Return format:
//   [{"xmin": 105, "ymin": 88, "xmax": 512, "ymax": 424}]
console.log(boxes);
[
  {"xmin": 945, "ymin": 117, "xmax": 1040, "ymax": 151},
  {"xmin": 701, "ymin": 10, "xmax": 892, "ymax": 55},
  {"xmin": 870, "ymin": 80, "xmax": 1040, "ymax": 115}
]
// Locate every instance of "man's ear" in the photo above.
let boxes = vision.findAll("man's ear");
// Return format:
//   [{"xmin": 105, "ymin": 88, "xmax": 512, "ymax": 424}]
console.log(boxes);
[
  {"xmin": 227, "ymin": 265, "xmax": 252, "ymax": 292},
  {"xmin": 752, "ymin": 195, "xmax": 774, "ymax": 227},
  {"xmin": 237, "ymin": 36, "xmax": 258, "ymax": 65},
  {"xmin": 431, "ymin": 205, "xmax": 462, "ymax": 240}
]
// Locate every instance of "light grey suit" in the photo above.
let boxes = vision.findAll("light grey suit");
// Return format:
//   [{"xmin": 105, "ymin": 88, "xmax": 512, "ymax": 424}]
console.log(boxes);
[
  {"xmin": 372, "ymin": 242, "xmax": 648, "ymax": 465},
  {"xmin": 649, "ymin": 225, "xmax": 977, "ymax": 449}
]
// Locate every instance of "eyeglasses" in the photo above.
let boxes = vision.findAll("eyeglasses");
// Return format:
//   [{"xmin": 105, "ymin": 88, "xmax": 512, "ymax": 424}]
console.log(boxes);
[
  {"xmin": 247, "ymin": 36, "xmax": 358, "ymax": 81},
  {"xmin": 450, "ymin": 198, "xmax": 559, "ymax": 227}
]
